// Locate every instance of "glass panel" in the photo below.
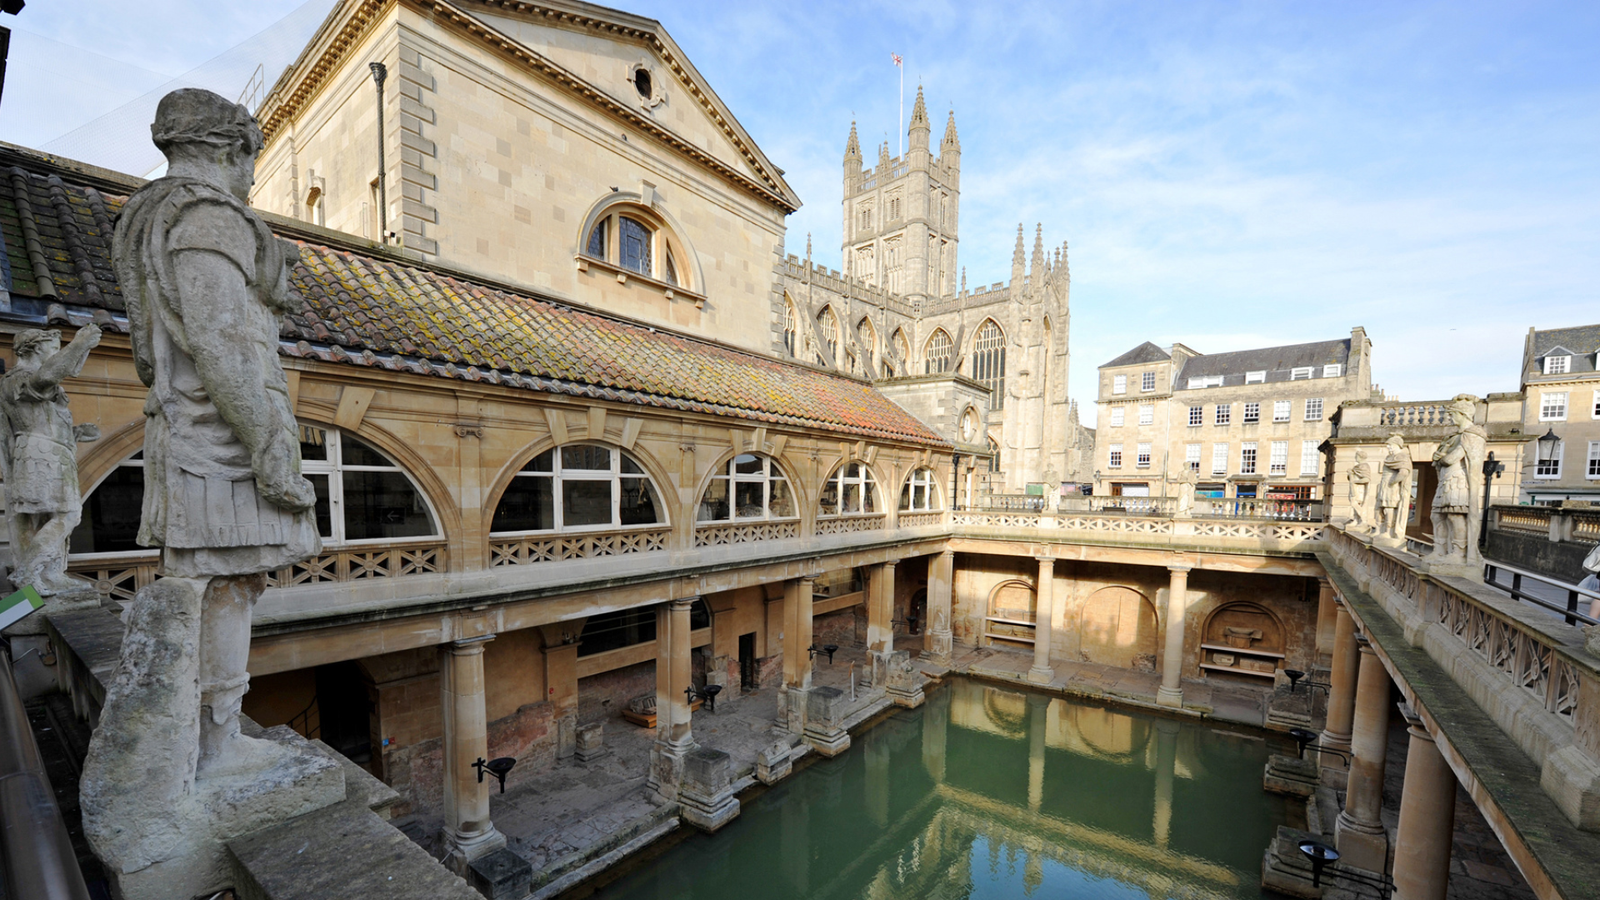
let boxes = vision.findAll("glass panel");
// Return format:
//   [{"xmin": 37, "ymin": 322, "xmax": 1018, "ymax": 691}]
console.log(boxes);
[
  {"xmin": 562, "ymin": 479, "xmax": 613, "ymax": 527},
  {"xmin": 70, "ymin": 465, "xmax": 146, "ymax": 553},
  {"xmin": 913, "ymin": 484, "xmax": 927, "ymax": 509},
  {"xmin": 621, "ymin": 455, "xmax": 644, "ymax": 475},
  {"xmin": 562, "ymin": 445, "xmax": 611, "ymax": 471},
  {"xmin": 298, "ymin": 425, "xmax": 328, "ymax": 461},
  {"xmin": 522, "ymin": 450, "xmax": 554, "ymax": 472},
  {"xmin": 664, "ymin": 249, "xmax": 679, "ymax": 286},
  {"xmin": 734, "ymin": 481, "xmax": 764, "ymax": 518},
  {"xmin": 307, "ymin": 473, "xmax": 334, "ymax": 539},
  {"xmin": 899, "ymin": 481, "xmax": 912, "ymax": 511},
  {"xmin": 619, "ymin": 477, "xmax": 660, "ymax": 526},
  {"xmin": 492, "ymin": 475, "xmax": 554, "ymax": 532},
  {"xmin": 698, "ymin": 478, "xmax": 730, "ymax": 522},
  {"xmin": 342, "ymin": 471, "xmax": 435, "ymax": 540},
  {"xmin": 842, "ymin": 482, "xmax": 860, "ymax": 514},
  {"xmin": 818, "ymin": 478, "xmax": 839, "ymax": 515},
  {"xmin": 341, "ymin": 435, "xmax": 393, "ymax": 468},
  {"xmin": 586, "ymin": 220, "xmax": 606, "ymax": 258},
  {"xmin": 862, "ymin": 482, "xmax": 877, "ymax": 514},
  {"xmin": 768, "ymin": 479, "xmax": 795, "ymax": 518},
  {"xmin": 732, "ymin": 454, "xmax": 762, "ymax": 476},
  {"xmin": 845, "ymin": 463, "xmax": 860, "ymax": 479},
  {"xmin": 619, "ymin": 216, "xmax": 652, "ymax": 275}
]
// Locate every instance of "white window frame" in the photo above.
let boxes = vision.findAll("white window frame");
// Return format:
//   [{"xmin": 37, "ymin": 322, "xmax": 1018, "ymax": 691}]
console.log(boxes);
[
  {"xmin": 1246, "ymin": 370, "xmax": 1266, "ymax": 384},
  {"xmin": 1273, "ymin": 400, "xmax": 1291, "ymax": 423},
  {"xmin": 1185, "ymin": 443, "xmax": 1201, "ymax": 472},
  {"xmin": 1300, "ymin": 441, "xmax": 1320, "ymax": 477},
  {"xmin": 1243, "ymin": 402, "xmax": 1260, "ymax": 424},
  {"xmin": 1305, "ymin": 398, "xmax": 1324, "ymax": 421},
  {"xmin": 1141, "ymin": 371, "xmax": 1156, "ymax": 392},
  {"xmin": 1211, "ymin": 443, "xmax": 1228, "ymax": 476},
  {"xmin": 1588, "ymin": 441, "xmax": 1600, "ymax": 480},
  {"xmin": 493, "ymin": 443, "xmax": 666, "ymax": 535},
  {"xmin": 299, "ymin": 426, "xmax": 444, "ymax": 546},
  {"xmin": 1541, "ymin": 391, "xmax": 1569, "ymax": 422},
  {"xmin": 1535, "ymin": 441, "xmax": 1563, "ymax": 479},
  {"xmin": 1269, "ymin": 441, "xmax": 1288, "ymax": 475},
  {"xmin": 899, "ymin": 467, "xmax": 942, "ymax": 511},
  {"xmin": 1110, "ymin": 407, "xmax": 1125, "ymax": 428},
  {"xmin": 698, "ymin": 453, "xmax": 795, "ymax": 522},
  {"xmin": 1109, "ymin": 444, "xmax": 1123, "ymax": 469},
  {"xmin": 1290, "ymin": 367, "xmax": 1313, "ymax": 381},
  {"xmin": 1138, "ymin": 404, "xmax": 1154, "ymax": 426},
  {"xmin": 1546, "ymin": 355, "xmax": 1571, "ymax": 375},
  {"xmin": 1188, "ymin": 405, "xmax": 1203, "ymax": 426},
  {"xmin": 1113, "ymin": 374, "xmax": 1127, "ymax": 395},
  {"xmin": 1323, "ymin": 364, "xmax": 1343, "ymax": 378},
  {"xmin": 1188, "ymin": 375, "xmax": 1223, "ymax": 389},
  {"xmin": 1214, "ymin": 404, "xmax": 1231, "ymax": 426},
  {"xmin": 1240, "ymin": 442, "xmax": 1258, "ymax": 475},
  {"xmin": 1593, "ymin": 389, "xmax": 1600, "ymax": 419},
  {"xmin": 819, "ymin": 461, "xmax": 881, "ymax": 516},
  {"xmin": 1136, "ymin": 442, "xmax": 1152, "ymax": 469}
]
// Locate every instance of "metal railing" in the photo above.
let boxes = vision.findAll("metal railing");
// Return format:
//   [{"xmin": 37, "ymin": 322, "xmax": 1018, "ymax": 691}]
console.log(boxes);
[
  {"xmin": 0, "ymin": 642, "xmax": 93, "ymax": 899},
  {"xmin": 1482, "ymin": 561, "xmax": 1600, "ymax": 626}
]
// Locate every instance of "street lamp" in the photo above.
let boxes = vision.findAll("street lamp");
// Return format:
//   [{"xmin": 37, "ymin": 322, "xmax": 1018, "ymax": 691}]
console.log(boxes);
[{"xmin": 1479, "ymin": 451, "xmax": 1506, "ymax": 551}]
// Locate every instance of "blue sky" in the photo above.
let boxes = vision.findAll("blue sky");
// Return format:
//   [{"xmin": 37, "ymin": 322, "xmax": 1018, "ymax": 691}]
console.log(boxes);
[{"xmin": 4, "ymin": 1, "xmax": 1597, "ymax": 423}]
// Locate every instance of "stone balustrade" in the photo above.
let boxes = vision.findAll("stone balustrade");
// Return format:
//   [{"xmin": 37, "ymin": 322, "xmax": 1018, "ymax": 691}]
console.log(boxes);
[{"xmin": 1484, "ymin": 504, "xmax": 1600, "ymax": 583}]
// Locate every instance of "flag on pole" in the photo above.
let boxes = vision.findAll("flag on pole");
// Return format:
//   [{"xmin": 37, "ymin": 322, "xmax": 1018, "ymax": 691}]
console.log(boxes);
[
  {"xmin": 0, "ymin": 585, "xmax": 43, "ymax": 632},
  {"xmin": 891, "ymin": 52, "xmax": 903, "ymax": 67}
]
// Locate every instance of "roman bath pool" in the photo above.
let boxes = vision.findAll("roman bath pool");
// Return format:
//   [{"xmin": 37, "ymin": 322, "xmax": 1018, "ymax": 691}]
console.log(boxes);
[{"xmin": 588, "ymin": 678, "xmax": 1298, "ymax": 899}]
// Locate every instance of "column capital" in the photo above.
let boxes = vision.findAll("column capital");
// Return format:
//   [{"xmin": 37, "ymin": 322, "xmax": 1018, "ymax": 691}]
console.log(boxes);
[
  {"xmin": 1354, "ymin": 632, "xmax": 1373, "ymax": 651},
  {"xmin": 448, "ymin": 634, "xmax": 496, "ymax": 653},
  {"xmin": 1398, "ymin": 701, "xmax": 1432, "ymax": 739},
  {"xmin": 668, "ymin": 597, "xmax": 696, "ymax": 612},
  {"xmin": 939, "ymin": 548, "xmax": 955, "ymax": 561},
  {"xmin": 1167, "ymin": 563, "xmax": 1193, "ymax": 574}
]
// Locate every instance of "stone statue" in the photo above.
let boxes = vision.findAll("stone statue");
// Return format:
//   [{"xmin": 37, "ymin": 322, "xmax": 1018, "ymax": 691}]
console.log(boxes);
[
  {"xmin": 1173, "ymin": 465, "xmax": 1198, "ymax": 518},
  {"xmin": 84, "ymin": 89, "xmax": 339, "ymax": 899},
  {"xmin": 1375, "ymin": 434, "xmax": 1414, "ymax": 548},
  {"xmin": 1427, "ymin": 397, "xmax": 1487, "ymax": 568},
  {"xmin": 0, "ymin": 325, "xmax": 101, "ymax": 599},
  {"xmin": 1347, "ymin": 449, "xmax": 1372, "ymax": 532}
]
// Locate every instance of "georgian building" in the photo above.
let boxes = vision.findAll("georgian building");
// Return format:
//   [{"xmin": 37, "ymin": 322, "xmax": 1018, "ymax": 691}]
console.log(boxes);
[{"xmin": 1518, "ymin": 323, "xmax": 1600, "ymax": 504}]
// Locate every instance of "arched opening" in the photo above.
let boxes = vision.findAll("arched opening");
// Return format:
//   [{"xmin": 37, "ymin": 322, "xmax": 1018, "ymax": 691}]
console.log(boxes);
[
  {"xmin": 490, "ymin": 443, "xmax": 666, "ymax": 533},
  {"xmin": 985, "ymin": 580, "xmax": 1036, "ymax": 648},
  {"xmin": 972, "ymin": 319, "xmax": 1006, "ymax": 409},
  {"xmin": 856, "ymin": 316, "xmax": 877, "ymax": 365},
  {"xmin": 579, "ymin": 199, "xmax": 695, "ymax": 289},
  {"xmin": 817, "ymin": 306, "xmax": 841, "ymax": 367},
  {"xmin": 924, "ymin": 328, "xmax": 953, "ymax": 374},
  {"xmin": 899, "ymin": 467, "xmax": 941, "ymax": 511},
  {"xmin": 818, "ymin": 460, "xmax": 879, "ymax": 516},
  {"xmin": 697, "ymin": 453, "xmax": 796, "ymax": 522},
  {"xmin": 1077, "ymin": 586, "xmax": 1159, "ymax": 670},
  {"xmin": 782, "ymin": 295, "xmax": 798, "ymax": 356},
  {"xmin": 1199, "ymin": 602, "xmax": 1287, "ymax": 681}
]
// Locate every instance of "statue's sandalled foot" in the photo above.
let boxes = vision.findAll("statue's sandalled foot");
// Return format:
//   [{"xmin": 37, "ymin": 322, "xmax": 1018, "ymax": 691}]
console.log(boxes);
[{"xmin": 196, "ymin": 729, "xmax": 301, "ymax": 782}]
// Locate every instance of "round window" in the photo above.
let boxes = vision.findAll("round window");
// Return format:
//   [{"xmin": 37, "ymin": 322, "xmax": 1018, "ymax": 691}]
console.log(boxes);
[{"xmin": 633, "ymin": 68, "xmax": 652, "ymax": 98}]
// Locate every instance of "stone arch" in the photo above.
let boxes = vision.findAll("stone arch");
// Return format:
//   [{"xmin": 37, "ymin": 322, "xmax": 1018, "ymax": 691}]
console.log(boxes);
[
  {"xmin": 575, "ymin": 191, "xmax": 705, "ymax": 291},
  {"xmin": 1077, "ymin": 585, "xmax": 1159, "ymax": 670},
  {"xmin": 1199, "ymin": 601, "xmax": 1287, "ymax": 676},
  {"xmin": 485, "ymin": 435, "xmax": 675, "ymax": 534}
]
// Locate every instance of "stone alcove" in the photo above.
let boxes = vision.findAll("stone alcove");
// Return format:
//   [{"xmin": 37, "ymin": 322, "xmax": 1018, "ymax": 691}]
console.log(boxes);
[
  {"xmin": 984, "ymin": 580, "xmax": 1038, "ymax": 648},
  {"xmin": 1198, "ymin": 602, "xmax": 1287, "ymax": 680},
  {"xmin": 1077, "ymin": 585, "xmax": 1159, "ymax": 671}
]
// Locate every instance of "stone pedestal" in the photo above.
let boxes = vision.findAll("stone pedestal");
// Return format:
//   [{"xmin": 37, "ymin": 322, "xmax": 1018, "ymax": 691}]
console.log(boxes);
[
  {"xmin": 756, "ymin": 740, "xmax": 794, "ymax": 785},
  {"xmin": 466, "ymin": 848, "xmax": 533, "ymax": 900},
  {"xmin": 1334, "ymin": 637, "xmax": 1390, "ymax": 874},
  {"xmin": 1261, "ymin": 826, "xmax": 1335, "ymax": 899},
  {"xmin": 1265, "ymin": 675, "xmax": 1314, "ymax": 732},
  {"xmin": 1156, "ymin": 564, "xmax": 1191, "ymax": 708},
  {"xmin": 678, "ymin": 748, "xmax": 741, "ymax": 832},
  {"xmin": 576, "ymin": 721, "xmax": 609, "ymax": 763},
  {"xmin": 885, "ymin": 650, "xmax": 925, "ymax": 708},
  {"xmin": 803, "ymin": 686, "xmax": 851, "ymax": 757},
  {"xmin": 1264, "ymin": 754, "xmax": 1321, "ymax": 798},
  {"xmin": 1028, "ymin": 557, "xmax": 1056, "ymax": 684}
]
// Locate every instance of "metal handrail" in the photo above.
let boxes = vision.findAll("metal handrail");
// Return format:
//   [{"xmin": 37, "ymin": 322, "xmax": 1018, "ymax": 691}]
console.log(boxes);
[
  {"xmin": 1482, "ymin": 561, "xmax": 1600, "ymax": 626},
  {"xmin": 0, "ymin": 641, "xmax": 93, "ymax": 900}
]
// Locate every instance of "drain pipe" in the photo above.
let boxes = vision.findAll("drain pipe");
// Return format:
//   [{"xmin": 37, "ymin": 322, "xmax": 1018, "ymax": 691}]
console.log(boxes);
[{"xmin": 369, "ymin": 61, "xmax": 388, "ymax": 244}]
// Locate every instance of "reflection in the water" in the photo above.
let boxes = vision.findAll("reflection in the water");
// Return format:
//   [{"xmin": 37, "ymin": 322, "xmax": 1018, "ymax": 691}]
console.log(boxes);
[{"xmin": 593, "ymin": 678, "xmax": 1294, "ymax": 900}]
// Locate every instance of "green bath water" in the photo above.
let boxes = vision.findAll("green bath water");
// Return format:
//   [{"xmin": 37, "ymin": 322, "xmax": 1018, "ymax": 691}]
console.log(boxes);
[{"xmin": 595, "ymin": 679, "xmax": 1296, "ymax": 900}]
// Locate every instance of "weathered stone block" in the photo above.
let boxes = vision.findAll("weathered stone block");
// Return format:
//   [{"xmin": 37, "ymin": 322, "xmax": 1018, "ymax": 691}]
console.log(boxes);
[
  {"xmin": 804, "ymin": 686, "xmax": 851, "ymax": 757},
  {"xmin": 467, "ymin": 848, "xmax": 532, "ymax": 900},
  {"xmin": 576, "ymin": 721, "xmax": 609, "ymax": 763},
  {"xmin": 1263, "ymin": 754, "xmax": 1320, "ymax": 797},
  {"xmin": 679, "ymin": 748, "xmax": 739, "ymax": 832},
  {"xmin": 1260, "ymin": 826, "xmax": 1333, "ymax": 899},
  {"xmin": 755, "ymin": 741, "xmax": 793, "ymax": 785},
  {"xmin": 885, "ymin": 651, "xmax": 926, "ymax": 709}
]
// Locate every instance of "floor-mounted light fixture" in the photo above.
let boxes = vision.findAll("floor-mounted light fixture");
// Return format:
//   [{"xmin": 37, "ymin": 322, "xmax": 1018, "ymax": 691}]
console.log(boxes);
[
  {"xmin": 684, "ymin": 683, "xmax": 723, "ymax": 713},
  {"xmin": 472, "ymin": 756, "xmax": 517, "ymax": 793},
  {"xmin": 808, "ymin": 643, "xmax": 839, "ymax": 664},
  {"xmin": 1282, "ymin": 669, "xmax": 1330, "ymax": 695},
  {"xmin": 1296, "ymin": 839, "xmax": 1394, "ymax": 897},
  {"xmin": 1286, "ymin": 727, "xmax": 1350, "ymax": 763}
]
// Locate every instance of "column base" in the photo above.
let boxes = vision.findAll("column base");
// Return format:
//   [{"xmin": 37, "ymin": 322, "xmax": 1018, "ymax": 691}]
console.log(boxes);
[
  {"xmin": 444, "ymin": 823, "xmax": 507, "ymax": 875},
  {"xmin": 1027, "ymin": 665, "xmax": 1055, "ymax": 685},
  {"xmin": 1334, "ymin": 812, "xmax": 1389, "ymax": 874},
  {"xmin": 679, "ymin": 748, "xmax": 741, "ymax": 832},
  {"xmin": 1263, "ymin": 754, "xmax": 1320, "ymax": 798},
  {"xmin": 1261, "ymin": 825, "xmax": 1336, "ymax": 899},
  {"xmin": 646, "ymin": 738, "xmax": 695, "ymax": 802},
  {"xmin": 927, "ymin": 629, "xmax": 953, "ymax": 665},
  {"xmin": 1156, "ymin": 686, "xmax": 1184, "ymax": 708}
]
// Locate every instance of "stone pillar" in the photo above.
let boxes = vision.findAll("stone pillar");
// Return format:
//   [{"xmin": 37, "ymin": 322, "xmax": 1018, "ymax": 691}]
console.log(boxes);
[
  {"xmin": 1027, "ymin": 557, "xmax": 1056, "ymax": 684},
  {"xmin": 922, "ymin": 685, "xmax": 948, "ymax": 783},
  {"xmin": 926, "ymin": 549, "xmax": 954, "ymax": 664},
  {"xmin": 538, "ymin": 623, "xmax": 582, "ymax": 760},
  {"xmin": 441, "ymin": 635, "xmax": 506, "ymax": 870},
  {"xmin": 1027, "ymin": 694, "xmax": 1047, "ymax": 811},
  {"xmin": 1153, "ymin": 718, "xmax": 1179, "ymax": 849},
  {"xmin": 1335, "ymin": 636, "xmax": 1391, "ymax": 872},
  {"xmin": 1320, "ymin": 605, "xmax": 1359, "ymax": 774},
  {"xmin": 1393, "ymin": 708, "xmax": 1457, "ymax": 900},
  {"xmin": 780, "ymin": 577, "xmax": 815, "ymax": 732},
  {"xmin": 1156, "ymin": 564, "xmax": 1192, "ymax": 708},
  {"xmin": 648, "ymin": 598, "xmax": 696, "ymax": 801},
  {"xmin": 867, "ymin": 561, "xmax": 896, "ymax": 686},
  {"xmin": 1314, "ymin": 578, "xmax": 1337, "ymax": 665}
]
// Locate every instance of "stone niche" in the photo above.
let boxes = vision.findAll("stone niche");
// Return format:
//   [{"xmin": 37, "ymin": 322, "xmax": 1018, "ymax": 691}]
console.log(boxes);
[
  {"xmin": 1199, "ymin": 602, "xmax": 1286, "ymax": 682},
  {"xmin": 1076, "ymin": 585, "xmax": 1159, "ymax": 671}
]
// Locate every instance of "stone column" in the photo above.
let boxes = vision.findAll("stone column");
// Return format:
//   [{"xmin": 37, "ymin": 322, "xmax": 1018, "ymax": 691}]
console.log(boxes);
[
  {"xmin": 1314, "ymin": 578, "xmax": 1337, "ymax": 665},
  {"xmin": 1153, "ymin": 718, "xmax": 1179, "ymax": 849},
  {"xmin": 441, "ymin": 635, "xmax": 506, "ymax": 870},
  {"xmin": 1156, "ymin": 564, "xmax": 1192, "ymax": 708},
  {"xmin": 921, "ymin": 685, "xmax": 948, "ymax": 783},
  {"xmin": 1393, "ymin": 708, "xmax": 1457, "ymax": 900},
  {"xmin": 926, "ymin": 549, "xmax": 954, "ymax": 663},
  {"xmin": 1320, "ymin": 605, "xmax": 1359, "ymax": 774},
  {"xmin": 647, "ymin": 598, "xmax": 696, "ymax": 801},
  {"xmin": 1028, "ymin": 556, "xmax": 1056, "ymax": 684},
  {"xmin": 867, "ymin": 562, "xmax": 896, "ymax": 686},
  {"xmin": 1335, "ymin": 636, "xmax": 1391, "ymax": 871},
  {"xmin": 780, "ymin": 577, "xmax": 815, "ymax": 732},
  {"xmin": 1027, "ymin": 694, "xmax": 1047, "ymax": 812}
]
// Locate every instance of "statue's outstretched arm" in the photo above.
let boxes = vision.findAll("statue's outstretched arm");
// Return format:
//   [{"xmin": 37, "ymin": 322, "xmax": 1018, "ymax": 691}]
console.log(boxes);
[{"xmin": 32, "ymin": 323, "xmax": 101, "ymax": 387}]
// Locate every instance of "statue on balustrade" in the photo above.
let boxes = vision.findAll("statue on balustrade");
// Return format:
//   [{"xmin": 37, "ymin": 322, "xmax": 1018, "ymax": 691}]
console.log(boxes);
[
  {"xmin": 1347, "ymin": 449, "xmax": 1372, "ymax": 532},
  {"xmin": 0, "ymin": 324, "xmax": 103, "ymax": 615},
  {"xmin": 1375, "ymin": 434, "xmax": 1414, "ymax": 549},
  {"xmin": 1427, "ymin": 397, "xmax": 1486, "ymax": 568},
  {"xmin": 1173, "ymin": 465, "xmax": 1197, "ymax": 518},
  {"xmin": 84, "ymin": 88, "xmax": 338, "ymax": 900}
]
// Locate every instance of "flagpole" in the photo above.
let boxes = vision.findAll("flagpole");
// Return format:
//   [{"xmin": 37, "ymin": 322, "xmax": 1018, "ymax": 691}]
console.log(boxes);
[{"xmin": 897, "ymin": 59, "xmax": 904, "ymax": 159}]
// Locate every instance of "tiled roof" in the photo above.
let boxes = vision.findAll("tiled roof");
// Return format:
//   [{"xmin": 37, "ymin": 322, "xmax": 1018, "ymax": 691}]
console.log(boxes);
[
  {"xmin": 1527, "ymin": 324, "xmax": 1600, "ymax": 376},
  {"xmin": 0, "ymin": 150, "xmax": 945, "ymax": 447},
  {"xmin": 1174, "ymin": 338, "xmax": 1351, "ymax": 389},
  {"xmin": 1100, "ymin": 341, "xmax": 1170, "ymax": 368}
]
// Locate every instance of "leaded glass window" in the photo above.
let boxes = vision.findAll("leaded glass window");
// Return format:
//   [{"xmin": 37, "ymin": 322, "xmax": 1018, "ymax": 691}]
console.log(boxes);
[
  {"xmin": 925, "ymin": 329, "xmax": 953, "ymax": 374},
  {"xmin": 972, "ymin": 320, "xmax": 1006, "ymax": 409}
]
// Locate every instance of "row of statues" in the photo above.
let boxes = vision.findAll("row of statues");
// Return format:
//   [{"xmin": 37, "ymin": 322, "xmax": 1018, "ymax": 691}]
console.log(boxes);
[{"xmin": 1347, "ymin": 398, "xmax": 1486, "ymax": 565}]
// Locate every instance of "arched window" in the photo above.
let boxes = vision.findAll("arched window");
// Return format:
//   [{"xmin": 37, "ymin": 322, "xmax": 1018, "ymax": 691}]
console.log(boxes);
[
  {"xmin": 582, "ymin": 205, "xmax": 686, "ymax": 288},
  {"xmin": 972, "ymin": 319, "xmax": 1006, "ymax": 409},
  {"xmin": 819, "ymin": 461, "xmax": 879, "ymax": 516},
  {"xmin": 857, "ymin": 317, "xmax": 877, "ymax": 362},
  {"xmin": 492, "ymin": 444, "xmax": 664, "ymax": 533},
  {"xmin": 925, "ymin": 328, "xmax": 952, "ymax": 374},
  {"xmin": 988, "ymin": 437, "xmax": 1001, "ymax": 474},
  {"xmin": 899, "ymin": 467, "xmax": 940, "ymax": 511},
  {"xmin": 782, "ymin": 297, "xmax": 798, "ymax": 356},
  {"xmin": 817, "ymin": 306, "xmax": 841, "ymax": 366},
  {"xmin": 892, "ymin": 329, "xmax": 909, "ymax": 365},
  {"xmin": 698, "ymin": 453, "xmax": 795, "ymax": 522},
  {"xmin": 70, "ymin": 425, "xmax": 442, "ymax": 552}
]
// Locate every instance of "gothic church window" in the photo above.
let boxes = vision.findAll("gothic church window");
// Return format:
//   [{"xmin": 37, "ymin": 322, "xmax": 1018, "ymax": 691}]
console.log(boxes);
[
  {"xmin": 893, "ymin": 329, "xmax": 909, "ymax": 366},
  {"xmin": 857, "ymin": 317, "xmax": 877, "ymax": 360},
  {"xmin": 491, "ymin": 444, "xmax": 664, "ymax": 533},
  {"xmin": 818, "ymin": 306, "xmax": 842, "ymax": 365},
  {"xmin": 972, "ymin": 319, "xmax": 1006, "ymax": 409},
  {"xmin": 925, "ymin": 329, "xmax": 953, "ymax": 373},
  {"xmin": 783, "ymin": 298, "xmax": 798, "ymax": 356}
]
